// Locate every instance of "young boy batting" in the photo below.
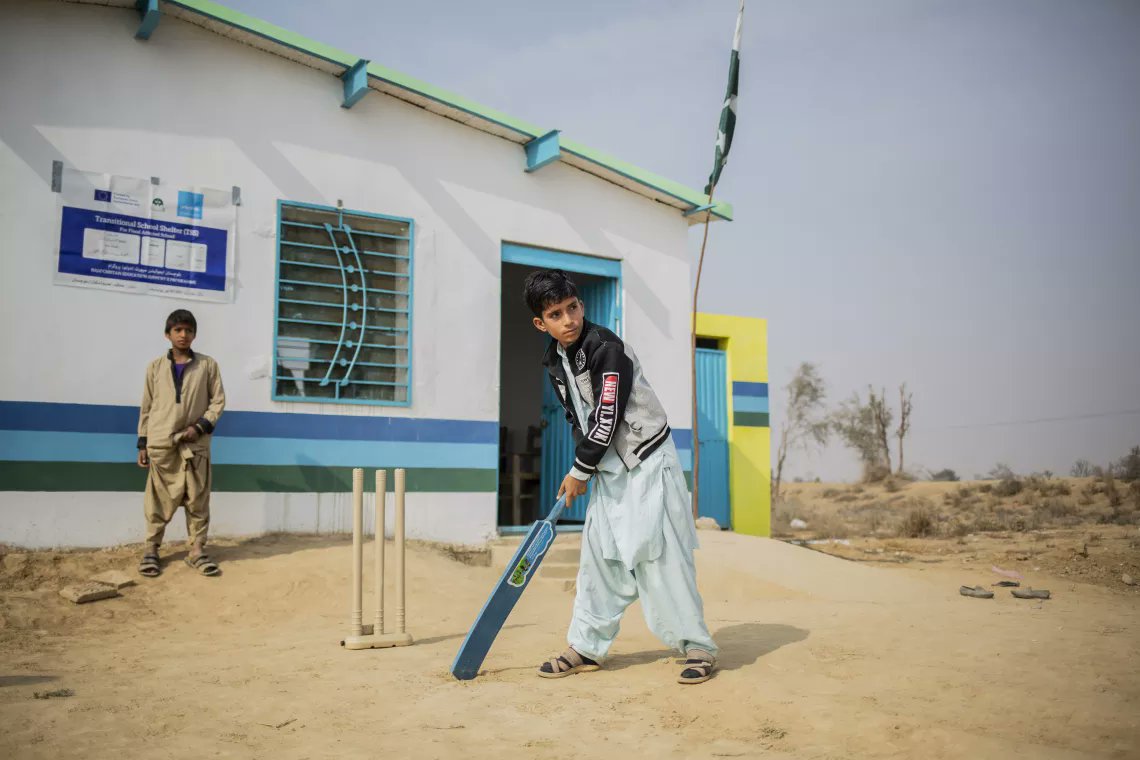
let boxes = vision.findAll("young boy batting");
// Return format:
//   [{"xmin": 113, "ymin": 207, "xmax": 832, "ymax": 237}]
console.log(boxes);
[
  {"xmin": 524, "ymin": 269, "xmax": 718, "ymax": 684},
  {"xmin": 136, "ymin": 309, "xmax": 226, "ymax": 578}
]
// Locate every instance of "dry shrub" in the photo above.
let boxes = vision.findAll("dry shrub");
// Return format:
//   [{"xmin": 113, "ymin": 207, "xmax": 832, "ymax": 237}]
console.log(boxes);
[
  {"xmin": 1023, "ymin": 475, "xmax": 1072, "ymax": 497},
  {"xmin": 884, "ymin": 478, "xmax": 902, "ymax": 493},
  {"xmin": 835, "ymin": 492, "xmax": 861, "ymax": 503},
  {"xmin": 897, "ymin": 503, "xmax": 936, "ymax": 538},
  {"xmin": 1104, "ymin": 478, "xmax": 1137, "ymax": 525},
  {"xmin": 862, "ymin": 463, "xmax": 891, "ymax": 483},
  {"xmin": 809, "ymin": 513, "xmax": 852, "ymax": 539},
  {"xmin": 1033, "ymin": 498, "xmax": 1077, "ymax": 522},
  {"xmin": 1047, "ymin": 480, "xmax": 1072, "ymax": 497},
  {"xmin": 863, "ymin": 504, "xmax": 889, "ymax": 534},
  {"xmin": 770, "ymin": 497, "xmax": 802, "ymax": 536},
  {"xmin": 1105, "ymin": 472, "xmax": 1122, "ymax": 508},
  {"xmin": 978, "ymin": 483, "xmax": 994, "ymax": 494},
  {"xmin": 821, "ymin": 488, "xmax": 841, "ymax": 499},
  {"xmin": 994, "ymin": 477, "xmax": 1024, "ymax": 497}
]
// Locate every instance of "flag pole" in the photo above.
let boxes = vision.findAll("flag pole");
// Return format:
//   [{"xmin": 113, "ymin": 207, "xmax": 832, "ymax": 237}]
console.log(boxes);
[
  {"xmin": 690, "ymin": 0, "xmax": 741, "ymax": 522},
  {"xmin": 690, "ymin": 186, "xmax": 715, "ymax": 520}
]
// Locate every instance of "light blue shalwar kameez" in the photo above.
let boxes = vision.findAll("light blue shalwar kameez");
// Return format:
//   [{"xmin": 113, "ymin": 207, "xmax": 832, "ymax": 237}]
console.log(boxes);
[{"xmin": 557, "ymin": 346, "xmax": 717, "ymax": 662}]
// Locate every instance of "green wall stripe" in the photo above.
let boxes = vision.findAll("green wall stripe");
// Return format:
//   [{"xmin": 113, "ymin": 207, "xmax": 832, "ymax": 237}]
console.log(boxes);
[
  {"xmin": 0, "ymin": 462, "xmax": 495, "ymax": 493},
  {"xmin": 733, "ymin": 411, "xmax": 769, "ymax": 428}
]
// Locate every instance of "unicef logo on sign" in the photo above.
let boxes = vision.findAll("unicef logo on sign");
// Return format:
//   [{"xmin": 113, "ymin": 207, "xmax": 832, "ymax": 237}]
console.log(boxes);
[
  {"xmin": 177, "ymin": 190, "xmax": 204, "ymax": 220},
  {"xmin": 152, "ymin": 197, "xmax": 166, "ymax": 212}
]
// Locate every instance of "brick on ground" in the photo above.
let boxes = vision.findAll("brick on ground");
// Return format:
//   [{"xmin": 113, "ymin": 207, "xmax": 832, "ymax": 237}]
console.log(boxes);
[
  {"xmin": 59, "ymin": 583, "xmax": 120, "ymax": 604},
  {"xmin": 89, "ymin": 570, "xmax": 136, "ymax": 589}
]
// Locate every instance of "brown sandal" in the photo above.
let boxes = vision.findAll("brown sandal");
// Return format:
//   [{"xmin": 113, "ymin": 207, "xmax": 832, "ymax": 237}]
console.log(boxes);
[
  {"xmin": 678, "ymin": 649, "xmax": 716, "ymax": 684},
  {"xmin": 138, "ymin": 551, "xmax": 161, "ymax": 577},
  {"xmin": 185, "ymin": 553, "xmax": 220, "ymax": 576},
  {"xmin": 537, "ymin": 648, "xmax": 600, "ymax": 679}
]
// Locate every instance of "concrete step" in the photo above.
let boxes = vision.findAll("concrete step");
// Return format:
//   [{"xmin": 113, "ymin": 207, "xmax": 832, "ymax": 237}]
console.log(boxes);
[
  {"xmin": 546, "ymin": 547, "xmax": 581, "ymax": 564},
  {"xmin": 490, "ymin": 534, "xmax": 580, "ymax": 592},
  {"xmin": 535, "ymin": 564, "xmax": 577, "ymax": 580},
  {"xmin": 490, "ymin": 534, "xmax": 581, "ymax": 569}
]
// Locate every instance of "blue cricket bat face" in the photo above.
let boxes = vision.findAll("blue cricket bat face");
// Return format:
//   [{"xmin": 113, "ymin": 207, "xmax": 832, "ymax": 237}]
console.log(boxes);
[
  {"xmin": 507, "ymin": 521, "xmax": 555, "ymax": 587},
  {"xmin": 450, "ymin": 498, "xmax": 567, "ymax": 680}
]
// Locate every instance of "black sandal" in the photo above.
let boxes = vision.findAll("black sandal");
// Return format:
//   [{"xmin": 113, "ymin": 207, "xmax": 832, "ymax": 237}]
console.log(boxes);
[
  {"xmin": 678, "ymin": 649, "xmax": 716, "ymax": 684},
  {"xmin": 1012, "ymin": 588, "xmax": 1050, "ymax": 600},
  {"xmin": 959, "ymin": 585, "xmax": 994, "ymax": 599},
  {"xmin": 138, "ymin": 552, "xmax": 161, "ymax": 577},
  {"xmin": 185, "ymin": 553, "xmax": 220, "ymax": 576},
  {"xmin": 537, "ymin": 648, "xmax": 600, "ymax": 678}
]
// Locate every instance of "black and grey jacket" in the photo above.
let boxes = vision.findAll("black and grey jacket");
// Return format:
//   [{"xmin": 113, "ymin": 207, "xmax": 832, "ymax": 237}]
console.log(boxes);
[{"xmin": 543, "ymin": 320, "xmax": 671, "ymax": 481}]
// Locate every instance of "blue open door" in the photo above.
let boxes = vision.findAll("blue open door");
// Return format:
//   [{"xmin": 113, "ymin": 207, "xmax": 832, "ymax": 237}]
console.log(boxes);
[
  {"xmin": 695, "ymin": 348, "xmax": 731, "ymax": 528},
  {"xmin": 538, "ymin": 276, "xmax": 619, "ymax": 521}
]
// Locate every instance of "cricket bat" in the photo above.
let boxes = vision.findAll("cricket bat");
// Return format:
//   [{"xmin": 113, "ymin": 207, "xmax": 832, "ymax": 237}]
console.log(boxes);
[{"xmin": 450, "ymin": 496, "xmax": 569, "ymax": 680}]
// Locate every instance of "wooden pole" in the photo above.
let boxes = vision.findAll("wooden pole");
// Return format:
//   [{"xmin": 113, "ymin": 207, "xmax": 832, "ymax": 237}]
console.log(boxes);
[
  {"xmin": 394, "ymin": 468, "xmax": 406, "ymax": 634},
  {"xmin": 374, "ymin": 469, "xmax": 386, "ymax": 636},
  {"xmin": 690, "ymin": 186, "xmax": 716, "ymax": 520},
  {"xmin": 350, "ymin": 467, "xmax": 363, "ymax": 636}
]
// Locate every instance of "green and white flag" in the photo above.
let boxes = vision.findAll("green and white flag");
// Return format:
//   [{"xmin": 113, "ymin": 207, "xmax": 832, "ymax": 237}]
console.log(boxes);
[{"xmin": 706, "ymin": 0, "xmax": 743, "ymax": 195}]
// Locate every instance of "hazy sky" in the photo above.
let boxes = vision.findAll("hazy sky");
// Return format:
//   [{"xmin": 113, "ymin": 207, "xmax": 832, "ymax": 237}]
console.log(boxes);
[{"xmin": 227, "ymin": 0, "xmax": 1140, "ymax": 481}]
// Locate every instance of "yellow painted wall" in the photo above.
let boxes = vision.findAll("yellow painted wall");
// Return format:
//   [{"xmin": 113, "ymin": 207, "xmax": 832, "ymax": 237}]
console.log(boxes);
[{"xmin": 695, "ymin": 313, "xmax": 770, "ymax": 536}]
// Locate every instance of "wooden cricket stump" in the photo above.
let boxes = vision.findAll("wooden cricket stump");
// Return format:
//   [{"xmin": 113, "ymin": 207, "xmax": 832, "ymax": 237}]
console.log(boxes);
[{"xmin": 342, "ymin": 467, "xmax": 414, "ymax": 650}]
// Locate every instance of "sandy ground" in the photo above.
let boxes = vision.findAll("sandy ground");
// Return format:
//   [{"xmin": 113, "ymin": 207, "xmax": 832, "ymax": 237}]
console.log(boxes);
[{"xmin": 2, "ymin": 530, "xmax": 1139, "ymax": 760}]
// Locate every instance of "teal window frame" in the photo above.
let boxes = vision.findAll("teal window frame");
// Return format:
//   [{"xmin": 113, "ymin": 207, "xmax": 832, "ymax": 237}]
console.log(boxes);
[{"xmin": 272, "ymin": 200, "xmax": 414, "ymax": 408}]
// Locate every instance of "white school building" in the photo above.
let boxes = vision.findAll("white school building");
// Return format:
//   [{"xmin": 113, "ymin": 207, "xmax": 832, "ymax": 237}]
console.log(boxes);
[{"xmin": 0, "ymin": 0, "xmax": 771, "ymax": 549}]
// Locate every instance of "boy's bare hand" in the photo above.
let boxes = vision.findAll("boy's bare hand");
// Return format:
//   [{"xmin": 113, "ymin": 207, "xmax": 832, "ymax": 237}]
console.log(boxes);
[
  {"xmin": 181, "ymin": 426, "xmax": 200, "ymax": 443},
  {"xmin": 558, "ymin": 474, "xmax": 588, "ymax": 506},
  {"xmin": 137, "ymin": 450, "xmax": 149, "ymax": 468}
]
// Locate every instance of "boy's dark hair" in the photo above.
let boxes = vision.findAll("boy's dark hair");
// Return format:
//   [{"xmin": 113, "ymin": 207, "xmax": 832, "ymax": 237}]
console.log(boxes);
[
  {"xmin": 165, "ymin": 309, "xmax": 197, "ymax": 333},
  {"xmin": 523, "ymin": 269, "xmax": 580, "ymax": 317}
]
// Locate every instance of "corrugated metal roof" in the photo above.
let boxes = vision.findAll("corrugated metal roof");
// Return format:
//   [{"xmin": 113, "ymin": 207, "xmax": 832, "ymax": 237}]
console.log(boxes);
[{"xmin": 65, "ymin": 0, "xmax": 733, "ymax": 222}]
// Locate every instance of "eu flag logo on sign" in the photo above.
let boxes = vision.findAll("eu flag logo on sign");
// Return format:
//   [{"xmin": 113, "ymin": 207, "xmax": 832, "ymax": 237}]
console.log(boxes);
[
  {"xmin": 177, "ymin": 191, "xmax": 204, "ymax": 220},
  {"xmin": 94, "ymin": 190, "xmax": 111, "ymax": 202}
]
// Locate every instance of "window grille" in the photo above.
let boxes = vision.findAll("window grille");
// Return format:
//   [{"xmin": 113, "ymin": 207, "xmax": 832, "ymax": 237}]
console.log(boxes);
[{"xmin": 273, "ymin": 201, "xmax": 413, "ymax": 406}]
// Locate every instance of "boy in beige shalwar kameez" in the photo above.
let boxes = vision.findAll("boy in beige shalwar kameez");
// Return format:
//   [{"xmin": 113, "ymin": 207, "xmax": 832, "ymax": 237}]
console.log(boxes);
[{"xmin": 136, "ymin": 309, "xmax": 225, "ymax": 577}]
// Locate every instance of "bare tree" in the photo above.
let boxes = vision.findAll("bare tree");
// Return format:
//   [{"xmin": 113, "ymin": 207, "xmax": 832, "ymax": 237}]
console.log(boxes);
[
  {"xmin": 896, "ymin": 384, "xmax": 913, "ymax": 475},
  {"xmin": 868, "ymin": 387, "xmax": 894, "ymax": 475},
  {"xmin": 1071, "ymin": 459, "xmax": 1094, "ymax": 478},
  {"xmin": 773, "ymin": 362, "xmax": 829, "ymax": 501},
  {"xmin": 831, "ymin": 388, "xmax": 891, "ymax": 480}
]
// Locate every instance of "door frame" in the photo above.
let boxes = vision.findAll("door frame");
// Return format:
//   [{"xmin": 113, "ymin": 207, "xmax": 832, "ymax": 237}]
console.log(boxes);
[
  {"xmin": 498, "ymin": 242, "xmax": 623, "ymax": 533},
  {"xmin": 694, "ymin": 346, "xmax": 732, "ymax": 529}
]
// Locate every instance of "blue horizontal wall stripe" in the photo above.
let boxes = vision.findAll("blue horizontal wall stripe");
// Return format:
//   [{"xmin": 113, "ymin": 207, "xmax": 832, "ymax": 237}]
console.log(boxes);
[
  {"xmin": 0, "ymin": 432, "xmax": 136, "ymax": 462},
  {"xmin": 213, "ymin": 437, "xmax": 494, "ymax": 468},
  {"xmin": 732, "ymin": 396, "xmax": 769, "ymax": 414},
  {"xmin": 732, "ymin": 381, "xmax": 768, "ymax": 398},
  {"xmin": 0, "ymin": 431, "xmax": 495, "ymax": 469},
  {"xmin": 0, "ymin": 401, "xmax": 497, "ymax": 444},
  {"xmin": 1, "ymin": 403, "xmax": 692, "ymax": 462},
  {"xmin": 0, "ymin": 402, "xmax": 136, "ymax": 435}
]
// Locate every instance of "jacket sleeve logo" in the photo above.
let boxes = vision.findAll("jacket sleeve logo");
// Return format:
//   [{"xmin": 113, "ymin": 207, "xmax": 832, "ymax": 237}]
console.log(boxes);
[{"xmin": 588, "ymin": 372, "xmax": 619, "ymax": 445}]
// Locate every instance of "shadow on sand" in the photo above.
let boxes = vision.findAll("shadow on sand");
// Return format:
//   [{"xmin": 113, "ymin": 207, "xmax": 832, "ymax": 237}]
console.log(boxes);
[{"xmin": 602, "ymin": 622, "xmax": 810, "ymax": 672}]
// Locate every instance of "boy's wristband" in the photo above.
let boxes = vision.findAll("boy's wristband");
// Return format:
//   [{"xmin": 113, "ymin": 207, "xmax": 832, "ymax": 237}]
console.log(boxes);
[{"xmin": 137, "ymin": 436, "xmax": 148, "ymax": 450}]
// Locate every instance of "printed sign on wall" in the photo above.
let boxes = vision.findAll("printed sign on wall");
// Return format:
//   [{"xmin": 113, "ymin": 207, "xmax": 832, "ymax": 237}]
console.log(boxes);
[{"xmin": 54, "ymin": 168, "xmax": 236, "ymax": 302}]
